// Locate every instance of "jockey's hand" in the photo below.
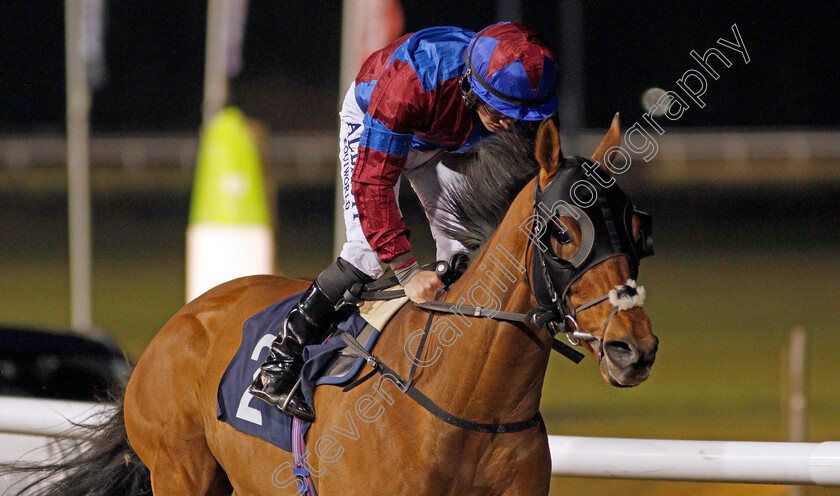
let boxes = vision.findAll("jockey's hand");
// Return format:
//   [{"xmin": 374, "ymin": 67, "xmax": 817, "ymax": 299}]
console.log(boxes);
[{"xmin": 403, "ymin": 270, "xmax": 443, "ymax": 303}]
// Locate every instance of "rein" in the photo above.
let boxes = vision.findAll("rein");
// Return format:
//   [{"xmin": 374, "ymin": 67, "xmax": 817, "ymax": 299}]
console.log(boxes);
[
  {"xmin": 334, "ymin": 165, "xmax": 652, "ymax": 434},
  {"xmin": 339, "ymin": 286, "xmax": 541, "ymax": 434},
  {"xmin": 344, "ymin": 262, "xmax": 590, "ymax": 364},
  {"xmin": 337, "ymin": 264, "xmax": 639, "ymax": 434},
  {"xmin": 336, "ymin": 242, "xmax": 647, "ymax": 433}
]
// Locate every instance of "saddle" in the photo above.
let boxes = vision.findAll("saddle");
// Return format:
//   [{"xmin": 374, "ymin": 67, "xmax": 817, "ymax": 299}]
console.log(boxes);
[
  {"xmin": 215, "ymin": 289, "xmax": 408, "ymax": 452},
  {"xmin": 301, "ymin": 292, "xmax": 408, "ymax": 396}
]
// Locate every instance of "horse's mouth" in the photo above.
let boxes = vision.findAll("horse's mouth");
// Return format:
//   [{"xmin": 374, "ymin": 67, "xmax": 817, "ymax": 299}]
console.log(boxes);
[
  {"xmin": 602, "ymin": 361, "xmax": 652, "ymax": 388},
  {"xmin": 606, "ymin": 368, "xmax": 650, "ymax": 387}
]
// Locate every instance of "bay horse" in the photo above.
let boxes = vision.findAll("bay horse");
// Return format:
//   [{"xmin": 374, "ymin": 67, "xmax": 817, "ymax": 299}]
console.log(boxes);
[{"xmin": 6, "ymin": 115, "xmax": 657, "ymax": 495}]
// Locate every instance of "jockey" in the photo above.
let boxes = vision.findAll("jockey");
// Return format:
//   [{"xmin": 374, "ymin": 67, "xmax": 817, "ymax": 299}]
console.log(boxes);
[{"xmin": 250, "ymin": 22, "xmax": 558, "ymax": 421}]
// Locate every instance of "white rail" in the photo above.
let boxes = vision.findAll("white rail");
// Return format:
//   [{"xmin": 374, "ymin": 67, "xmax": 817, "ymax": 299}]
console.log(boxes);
[
  {"xmin": 548, "ymin": 435, "xmax": 840, "ymax": 486},
  {"xmin": 2, "ymin": 398, "xmax": 840, "ymax": 486},
  {"xmin": 0, "ymin": 397, "xmax": 112, "ymax": 440},
  {"xmin": 2, "ymin": 130, "xmax": 840, "ymax": 169}
]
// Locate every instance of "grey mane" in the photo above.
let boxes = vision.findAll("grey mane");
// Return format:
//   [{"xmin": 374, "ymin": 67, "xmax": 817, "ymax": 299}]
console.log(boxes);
[{"xmin": 439, "ymin": 129, "xmax": 539, "ymax": 253}]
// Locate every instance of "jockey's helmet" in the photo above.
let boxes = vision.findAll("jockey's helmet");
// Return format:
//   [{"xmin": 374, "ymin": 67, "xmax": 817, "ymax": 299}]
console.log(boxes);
[{"xmin": 461, "ymin": 22, "xmax": 558, "ymax": 121}]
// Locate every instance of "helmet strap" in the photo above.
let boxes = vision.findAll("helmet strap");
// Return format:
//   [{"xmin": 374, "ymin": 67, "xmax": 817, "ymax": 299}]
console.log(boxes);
[{"xmin": 459, "ymin": 71, "xmax": 480, "ymax": 109}]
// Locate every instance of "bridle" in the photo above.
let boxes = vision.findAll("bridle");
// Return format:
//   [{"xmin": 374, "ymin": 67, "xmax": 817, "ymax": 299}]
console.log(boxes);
[
  {"xmin": 336, "ymin": 156, "xmax": 653, "ymax": 433},
  {"xmin": 525, "ymin": 156, "xmax": 653, "ymax": 358},
  {"xmin": 349, "ymin": 156, "xmax": 652, "ymax": 363}
]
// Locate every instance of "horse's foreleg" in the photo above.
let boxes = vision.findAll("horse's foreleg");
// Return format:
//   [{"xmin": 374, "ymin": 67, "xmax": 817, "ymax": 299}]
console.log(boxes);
[{"xmin": 472, "ymin": 426, "xmax": 552, "ymax": 496}]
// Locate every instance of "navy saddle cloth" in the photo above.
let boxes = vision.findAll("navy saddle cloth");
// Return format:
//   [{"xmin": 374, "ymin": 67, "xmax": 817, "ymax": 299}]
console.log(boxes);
[{"xmin": 216, "ymin": 291, "xmax": 380, "ymax": 452}]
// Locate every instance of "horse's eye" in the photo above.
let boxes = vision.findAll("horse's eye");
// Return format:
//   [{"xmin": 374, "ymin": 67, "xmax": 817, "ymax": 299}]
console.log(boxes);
[{"xmin": 552, "ymin": 229, "xmax": 572, "ymax": 245}]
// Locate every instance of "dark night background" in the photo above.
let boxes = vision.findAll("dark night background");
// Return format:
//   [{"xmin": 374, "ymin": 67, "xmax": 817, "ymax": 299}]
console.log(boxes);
[{"xmin": 1, "ymin": 1, "xmax": 838, "ymax": 133}]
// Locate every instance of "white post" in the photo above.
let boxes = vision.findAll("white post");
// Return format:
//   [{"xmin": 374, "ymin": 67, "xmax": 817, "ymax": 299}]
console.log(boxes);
[
  {"xmin": 333, "ymin": 0, "xmax": 362, "ymax": 258},
  {"xmin": 0, "ymin": 397, "xmax": 113, "ymax": 439},
  {"xmin": 788, "ymin": 326, "xmax": 808, "ymax": 442},
  {"xmin": 65, "ymin": 0, "xmax": 93, "ymax": 332},
  {"xmin": 787, "ymin": 326, "xmax": 808, "ymax": 496},
  {"xmin": 332, "ymin": 0, "xmax": 403, "ymax": 259},
  {"xmin": 203, "ymin": 0, "xmax": 230, "ymax": 126}
]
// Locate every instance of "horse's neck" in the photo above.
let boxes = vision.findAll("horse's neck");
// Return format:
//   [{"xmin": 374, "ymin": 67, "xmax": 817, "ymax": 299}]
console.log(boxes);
[{"xmin": 426, "ymin": 188, "xmax": 551, "ymax": 421}]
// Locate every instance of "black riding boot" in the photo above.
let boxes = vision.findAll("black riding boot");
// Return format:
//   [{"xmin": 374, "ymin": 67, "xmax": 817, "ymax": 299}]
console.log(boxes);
[{"xmin": 249, "ymin": 258, "xmax": 371, "ymax": 421}]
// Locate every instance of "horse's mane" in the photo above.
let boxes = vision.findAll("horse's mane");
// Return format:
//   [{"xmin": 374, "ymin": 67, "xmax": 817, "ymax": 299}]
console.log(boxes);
[{"xmin": 440, "ymin": 128, "xmax": 539, "ymax": 252}]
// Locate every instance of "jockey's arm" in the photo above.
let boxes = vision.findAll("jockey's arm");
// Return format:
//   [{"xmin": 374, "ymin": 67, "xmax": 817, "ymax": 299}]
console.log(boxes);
[
  {"xmin": 351, "ymin": 73, "xmax": 443, "ymax": 303},
  {"xmin": 352, "ymin": 143, "xmax": 444, "ymax": 303}
]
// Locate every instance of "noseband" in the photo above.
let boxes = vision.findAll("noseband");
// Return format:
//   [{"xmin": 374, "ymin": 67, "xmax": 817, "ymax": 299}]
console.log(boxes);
[{"xmin": 553, "ymin": 280, "xmax": 646, "ymax": 359}]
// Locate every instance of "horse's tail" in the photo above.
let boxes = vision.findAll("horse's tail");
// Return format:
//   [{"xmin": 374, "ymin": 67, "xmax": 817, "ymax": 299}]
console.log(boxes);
[{"xmin": 1, "ymin": 395, "xmax": 151, "ymax": 496}]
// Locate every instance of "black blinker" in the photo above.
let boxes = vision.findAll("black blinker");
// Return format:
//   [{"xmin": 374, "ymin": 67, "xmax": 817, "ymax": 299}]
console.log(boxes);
[{"xmin": 634, "ymin": 210, "xmax": 654, "ymax": 260}]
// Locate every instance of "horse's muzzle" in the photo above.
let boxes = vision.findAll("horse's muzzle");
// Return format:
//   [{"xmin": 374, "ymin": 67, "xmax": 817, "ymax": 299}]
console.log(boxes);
[{"xmin": 601, "ymin": 335, "xmax": 658, "ymax": 387}]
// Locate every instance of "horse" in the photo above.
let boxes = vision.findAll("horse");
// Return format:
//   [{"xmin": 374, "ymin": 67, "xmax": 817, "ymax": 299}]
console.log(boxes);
[{"xmin": 5, "ymin": 115, "xmax": 657, "ymax": 496}]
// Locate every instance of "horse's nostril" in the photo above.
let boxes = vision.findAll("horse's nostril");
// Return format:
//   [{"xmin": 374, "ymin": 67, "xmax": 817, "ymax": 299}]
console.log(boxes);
[
  {"xmin": 603, "ymin": 339, "xmax": 639, "ymax": 368},
  {"xmin": 649, "ymin": 338, "xmax": 659, "ymax": 360}
]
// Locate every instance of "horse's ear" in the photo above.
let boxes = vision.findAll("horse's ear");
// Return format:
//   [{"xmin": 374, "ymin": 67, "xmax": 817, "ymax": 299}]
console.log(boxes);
[
  {"xmin": 591, "ymin": 112, "xmax": 621, "ymax": 172},
  {"xmin": 535, "ymin": 114, "xmax": 562, "ymax": 189}
]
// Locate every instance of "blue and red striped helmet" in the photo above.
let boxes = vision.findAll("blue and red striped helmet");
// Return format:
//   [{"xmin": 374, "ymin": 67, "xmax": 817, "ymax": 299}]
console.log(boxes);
[{"xmin": 464, "ymin": 22, "xmax": 558, "ymax": 121}]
